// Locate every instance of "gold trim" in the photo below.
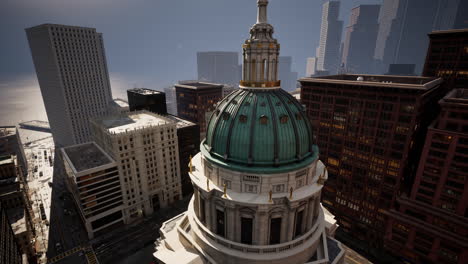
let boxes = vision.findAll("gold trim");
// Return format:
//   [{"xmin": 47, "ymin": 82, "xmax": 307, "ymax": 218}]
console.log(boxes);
[{"xmin": 240, "ymin": 80, "xmax": 281, "ymax": 88}]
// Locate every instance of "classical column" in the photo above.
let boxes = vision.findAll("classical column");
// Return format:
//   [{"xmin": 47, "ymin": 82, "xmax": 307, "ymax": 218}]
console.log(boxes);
[
  {"xmin": 286, "ymin": 207, "xmax": 296, "ymax": 241},
  {"xmin": 226, "ymin": 205, "xmax": 236, "ymax": 241},
  {"xmin": 256, "ymin": 210, "xmax": 267, "ymax": 245},
  {"xmin": 306, "ymin": 197, "xmax": 315, "ymax": 230}
]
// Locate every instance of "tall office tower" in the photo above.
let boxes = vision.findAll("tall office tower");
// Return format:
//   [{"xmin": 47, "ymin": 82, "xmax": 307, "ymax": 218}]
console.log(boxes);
[
  {"xmin": 165, "ymin": 115, "xmax": 200, "ymax": 197},
  {"xmin": 164, "ymin": 87, "xmax": 178, "ymax": 116},
  {"xmin": 385, "ymin": 89, "xmax": 468, "ymax": 264},
  {"xmin": 197, "ymin": 52, "xmax": 240, "ymax": 86},
  {"xmin": 341, "ymin": 5, "xmax": 381, "ymax": 74},
  {"xmin": 316, "ymin": 1, "xmax": 343, "ymax": 74},
  {"xmin": 127, "ymin": 88, "xmax": 167, "ymax": 115},
  {"xmin": 0, "ymin": 202, "xmax": 22, "ymax": 264},
  {"xmin": 454, "ymin": 1, "xmax": 468, "ymax": 29},
  {"xmin": 385, "ymin": 64, "xmax": 416, "ymax": 76},
  {"xmin": 90, "ymin": 111, "xmax": 182, "ymax": 221},
  {"xmin": 306, "ymin": 57, "xmax": 317, "ymax": 77},
  {"xmin": 278, "ymin": 56, "xmax": 299, "ymax": 92},
  {"xmin": 0, "ymin": 127, "xmax": 19, "ymax": 157},
  {"xmin": 26, "ymin": 24, "xmax": 113, "ymax": 147},
  {"xmin": 373, "ymin": 0, "xmax": 460, "ymax": 75},
  {"xmin": 300, "ymin": 74, "xmax": 445, "ymax": 253},
  {"xmin": 423, "ymin": 29, "xmax": 468, "ymax": 90},
  {"xmin": 61, "ymin": 142, "xmax": 125, "ymax": 239},
  {"xmin": 174, "ymin": 82, "xmax": 223, "ymax": 139},
  {"xmin": 154, "ymin": 1, "xmax": 345, "ymax": 263}
]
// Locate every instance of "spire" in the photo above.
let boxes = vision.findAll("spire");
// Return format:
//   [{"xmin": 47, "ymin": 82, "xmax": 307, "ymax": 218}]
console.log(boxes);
[{"xmin": 257, "ymin": 0, "xmax": 268, "ymax": 24}]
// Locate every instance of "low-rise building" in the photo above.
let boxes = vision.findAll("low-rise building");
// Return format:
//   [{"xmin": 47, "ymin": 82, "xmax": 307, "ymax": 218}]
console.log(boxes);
[
  {"xmin": 62, "ymin": 142, "xmax": 125, "ymax": 239},
  {"xmin": 91, "ymin": 111, "xmax": 182, "ymax": 222}
]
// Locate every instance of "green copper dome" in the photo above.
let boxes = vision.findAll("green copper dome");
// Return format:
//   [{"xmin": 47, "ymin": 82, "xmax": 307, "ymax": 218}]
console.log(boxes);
[{"xmin": 202, "ymin": 88, "xmax": 316, "ymax": 172}]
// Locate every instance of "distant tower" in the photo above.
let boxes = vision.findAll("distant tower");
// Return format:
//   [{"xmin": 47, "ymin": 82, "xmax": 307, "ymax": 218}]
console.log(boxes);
[
  {"xmin": 316, "ymin": 1, "xmax": 343, "ymax": 75},
  {"xmin": 341, "ymin": 5, "xmax": 380, "ymax": 74},
  {"xmin": 197, "ymin": 52, "xmax": 240, "ymax": 86},
  {"xmin": 26, "ymin": 24, "xmax": 113, "ymax": 146}
]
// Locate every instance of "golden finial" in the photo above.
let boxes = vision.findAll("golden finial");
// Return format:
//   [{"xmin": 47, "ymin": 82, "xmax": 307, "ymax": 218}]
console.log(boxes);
[
  {"xmin": 223, "ymin": 183, "xmax": 227, "ymax": 198},
  {"xmin": 207, "ymin": 178, "xmax": 210, "ymax": 191},
  {"xmin": 289, "ymin": 187, "xmax": 293, "ymax": 199},
  {"xmin": 269, "ymin": 189, "xmax": 272, "ymax": 202},
  {"xmin": 189, "ymin": 155, "xmax": 193, "ymax": 173}
]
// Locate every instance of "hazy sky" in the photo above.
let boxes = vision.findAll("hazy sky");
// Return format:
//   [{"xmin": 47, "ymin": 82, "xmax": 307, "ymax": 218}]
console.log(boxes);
[{"xmin": 0, "ymin": 0, "xmax": 381, "ymax": 125}]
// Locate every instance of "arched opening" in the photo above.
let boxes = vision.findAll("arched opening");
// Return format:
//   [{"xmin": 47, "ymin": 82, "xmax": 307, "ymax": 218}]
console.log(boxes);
[
  {"xmin": 251, "ymin": 59, "xmax": 256, "ymax": 82},
  {"xmin": 272, "ymin": 59, "xmax": 277, "ymax": 80},
  {"xmin": 262, "ymin": 59, "xmax": 267, "ymax": 81}
]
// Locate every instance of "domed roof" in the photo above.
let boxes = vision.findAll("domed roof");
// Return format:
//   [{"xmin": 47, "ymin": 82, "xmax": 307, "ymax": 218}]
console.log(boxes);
[{"xmin": 202, "ymin": 88, "xmax": 316, "ymax": 171}]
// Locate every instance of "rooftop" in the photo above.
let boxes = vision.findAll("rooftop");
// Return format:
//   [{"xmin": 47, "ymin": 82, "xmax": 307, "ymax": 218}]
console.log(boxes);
[
  {"xmin": 18, "ymin": 120, "xmax": 51, "ymax": 133},
  {"xmin": 99, "ymin": 111, "xmax": 172, "ymax": 134},
  {"xmin": 0, "ymin": 155, "xmax": 14, "ymax": 166},
  {"xmin": 442, "ymin": 89, "xmax": 468, "ymax": 105},
  {"xmin": 429, "ymin": 28, "xmax": 468, "ymax": 35},
  {"xmin": 63, "ymin": 142, "xmax": 113, "ymax": 173},
  {"xmin": 300, "ymin": 74, "xmax": 442, "ymax": 90},
  {"xmin": 127, "ymin": 88, "xmax": 162, "ymax": 95},
  {"xmin": 175, "ymin": 81, "xmax": 223, "ymax": 90},
  {"xmin": 165, "ymin": 115, "xmax": 198, "ymax": 129},
  {"xmin": 0, "ymin": 126, "xmax": 16, "ymax": 137},
  {"xmin": 112, "ymin": 98, "xmax": 129, "ymax": 108}
]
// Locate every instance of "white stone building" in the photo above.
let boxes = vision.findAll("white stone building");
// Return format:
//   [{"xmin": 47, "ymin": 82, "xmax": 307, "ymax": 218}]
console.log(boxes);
[
  {"xmin": 153, "ymin": 1, "xmax": 345, "ymax": 263},
  {"xmin": 26, "ymin": 24, "xmax": 113, "ymax": 147},
  {"xmin": 90, "ymin": 111, "xmax": 182, "ymax": 222}
]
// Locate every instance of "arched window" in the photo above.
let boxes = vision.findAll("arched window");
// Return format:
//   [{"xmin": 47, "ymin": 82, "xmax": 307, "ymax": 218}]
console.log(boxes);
[
  {"xmin": 262, "ymin": 59, "xmax": 267, "ymax": 81},
  {"xmin": 252, "ymin": 59, "xmax": 256, "ymax": 82},
  {"xmin": 260, "ymin": 115, "xmax": 268, "ymax": 125}
]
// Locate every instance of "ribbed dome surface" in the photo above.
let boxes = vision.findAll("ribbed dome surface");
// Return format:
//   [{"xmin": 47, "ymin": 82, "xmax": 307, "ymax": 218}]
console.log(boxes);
[{"xmin": 203, "ymin": 88, "xmax": 315, "ymax": 169}]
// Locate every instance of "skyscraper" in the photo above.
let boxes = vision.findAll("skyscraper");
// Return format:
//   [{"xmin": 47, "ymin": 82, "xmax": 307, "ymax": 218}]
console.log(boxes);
[
  {"xmin": 278, "ymin": 56, "xmax": 298, "ymax": 92},
  {"xmin": 423, "ymin": 29, "xmax": 468, "ymax": 90},
  {"xmin": 374, "ymin": 0, "xmax": 459, "ymax": 75},
  {"xmin": 305, "ymin": 57, "xmax": 317, "ymax": 77},
  {"xmin": 153, "ymin": 1, "xmax": 345, "ymax": 263},
  {"xmin": 174, "ymin": 82, "xmax": 223, "ymax": 139},
  {"xmin": 385, "ymin": 89, "xmax": 468, "ymax": 264},
  {"xmin": 341, "ymin": 5, "xmax": 381, "ymax": 74},
  {"xmin": 454, "ymin": 0, "xmax": 468, "ymax": 29},
  {"xmin": 300, "ymin": 74, "xmax": 445, "ymax": 253},
  {"xmin": 26, "ymin": 24, "xmax": 113, "ymax": 147},
  {"xmin": 197, "ymin": 52, "xmax": 240, "ymax": 86},
  {"xmin": 316, "ymin": 1, "xmax": 343, "ymax": 74},
  {"xmin": 0, "ymin": 202, "xmax": 22, "ymax": 264}
]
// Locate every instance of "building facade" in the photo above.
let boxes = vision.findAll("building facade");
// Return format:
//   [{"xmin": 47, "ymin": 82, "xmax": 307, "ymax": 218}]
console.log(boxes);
[
  {"xmin": 62, "ymin": 142, "xmax": 125, "ymax": 239},
  {"xmin": 0, "ymin": 202, "xmax": 22, "ymax": 264},
  {"xmin": 373, "ymin": 0, "xmax": 459, "ymax": 75},
  {"xmin": 423, "ymin": 29, "xmax": 468, "ymax": 90},
  {"xmin": 316, "ymin": 1, "xmax": 343, "ymax": 74},
  {"xmin": 175, "ymin": 82, "xmax": 223, "ymax": 139},
  {"xmin": 26, "ymin": 24, "xmax": 113, "ymax": 146},
  {"xmin": 165, "ymin": 115, "xmax": 201, "ymax": 197},
  {"xmin": 164, "ymin": 87, "xmax": 178, "ymax": 116},
  {"xmin": 197, "ymin": 52, "xmax": 240, "ymax": 86},
  {"xmin": 385, "ymin": 89, "xmax": 468, "ymax": 264},
  {"xmin": 127, "ymin": 88, "xmax": 167, "ymax": 115},
  {"xmin": 341, "ymin": 5, "xmax": 380, "ymax": 74},
  {"xmin": 91, "ymin": 111, "xmax": 182, "ymax": 222},
  {"xmin": 300, "ymin": 74, "xmax": 445, "ymax": 253},
  {"xmin": 153, "ymin": 1, "xmax": 345, "ymax": 263}
]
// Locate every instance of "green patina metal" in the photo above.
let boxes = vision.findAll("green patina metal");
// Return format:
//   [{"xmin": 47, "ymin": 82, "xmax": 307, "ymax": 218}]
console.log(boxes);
[{"xmin": 203, "ymin": 88, "xmax": 317, "ymax": 173}]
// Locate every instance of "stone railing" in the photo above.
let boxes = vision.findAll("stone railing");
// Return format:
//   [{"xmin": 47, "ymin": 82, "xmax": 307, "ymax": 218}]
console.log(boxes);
[{"xmin": 189, "ymin": 200, "xmax": 323, "ymax": 255}]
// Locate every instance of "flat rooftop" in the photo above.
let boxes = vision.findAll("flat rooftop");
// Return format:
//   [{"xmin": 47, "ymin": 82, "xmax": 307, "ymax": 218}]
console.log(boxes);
[
  {"xmin": 300, "ymin": 74, "xmax": 441, "ymax": 90},
  {"xmin": 175, "ymin": 81, "xmax": 223, "ymax": 90},
  {"xmin": 101, "ymin": 112, "xmax": 171, "ymax": 134},
  {"xmin": 165, "ymin": 115, "xmax": 197, "ymax": 129},
  {"xmin": 0, "ymin": 155, "xmax": 14, "ymax": 166},
  {"xmin": 430, "ymin": 28, "xmax": 468, "ymax": 35},
  {"xmin": 0, "ymin": 126, "xmax": 16, "ymax": 137},
  {"xmin": 112, "ymin": 98, "xmax": 129, "ymax": 108},
  {"xmin": 442, "ymin": 89, "xmax": 468, "ymax": 105},
  {"xmin": 63, "ymin": 142, "xmax": 113, "ymax": 173},
  {"xmin": 128, "ymin": 88, "xmax": 162, "ymax": 95}
]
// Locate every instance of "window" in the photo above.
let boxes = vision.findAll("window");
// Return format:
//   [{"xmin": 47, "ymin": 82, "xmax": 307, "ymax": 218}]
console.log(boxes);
[
  {"xmin": 294, "ymin": 210, "xmax": 304, "ymax": 238},
  {"xmin": 260, "ymin": 115, "xmax": 268, "ymax": 125},
  {"xmin": 280, "ymin": 115, "xmax": 289, "ymax": 124},
  {"xmin": 216, "ymin": 209, "xmax": 225, "ymax": 237},
  {"xmin": 272, "ymin": 184, "xmax": 285, "ymax": 193},
  {"xmin": 241, "ymin": 217, "xmax": 253, "ymax": 244},
  {"xmin": 269, "ymin": 217, "xmax": 281, "ymax": 244},
  {"xmin": 245, "ymin": 184, "xmax": 257, "ymax": 193},
  {"xmin": 239, "ymin": 115, "xmax": 248, "ymax": 123}
]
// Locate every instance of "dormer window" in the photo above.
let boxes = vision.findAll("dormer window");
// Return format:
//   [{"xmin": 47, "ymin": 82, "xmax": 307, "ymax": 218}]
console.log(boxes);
[
  {"xmin": 239, "ymin": 115, "xmax": 248, "ymax": 123},
  {"xmin": 260, "ymin": 115, "xmax": 268, "ymax": 125},
  {"xmin": 280, "ymin": 115, "xmax": 289, "ymax": 124}
]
